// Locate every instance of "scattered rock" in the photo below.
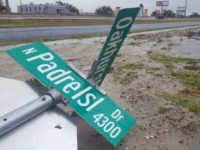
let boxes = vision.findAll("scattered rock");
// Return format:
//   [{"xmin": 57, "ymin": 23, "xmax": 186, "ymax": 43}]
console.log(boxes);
[
  {"xmin": 178, "ymin": 140, "xmax": 184, "ymax": 144},
  {"xmin": 147, "ymin": 51, "xmax": 153, "ymax": 54},
  {"xmin": 124, "ymin": 147, "xmax": 129, "ymax": 150},
  {"xmin": 181, "ymin": 108, "xmax": 189, "ymax": 114}
]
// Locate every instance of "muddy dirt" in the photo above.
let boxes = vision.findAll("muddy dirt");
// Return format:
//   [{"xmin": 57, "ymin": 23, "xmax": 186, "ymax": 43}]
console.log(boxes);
[{"xmin": 0, "ymin": 26, "xmax": 200, "ymax": 150}]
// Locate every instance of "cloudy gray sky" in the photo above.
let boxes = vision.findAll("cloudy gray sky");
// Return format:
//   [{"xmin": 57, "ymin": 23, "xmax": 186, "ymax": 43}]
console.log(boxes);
[{"xmin": 8, "ymin": 0, "xmax": 200, "ymax": 15}]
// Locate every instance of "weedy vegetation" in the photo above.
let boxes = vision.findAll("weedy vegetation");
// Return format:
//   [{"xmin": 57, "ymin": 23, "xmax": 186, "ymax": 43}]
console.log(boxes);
[
  {"xmin": 162, "ymin": 92, "xmax": 200, "ymax": 116},
  {"xmin": 112, "ymin": 62, "xmax": 144, "ymax": 84},
  {"xmin": 149, "ymin": 54, "xmax": 194, "ymax": 69},
  {"xmin": 148, "ymin": 53, "xmax": 200, "ymax": 116}
]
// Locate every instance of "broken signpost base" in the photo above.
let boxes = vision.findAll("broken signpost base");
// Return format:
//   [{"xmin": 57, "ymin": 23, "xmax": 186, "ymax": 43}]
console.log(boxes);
[{"xmin": 0, "ymin": 88, "xmax": 62, "ymax": 136}]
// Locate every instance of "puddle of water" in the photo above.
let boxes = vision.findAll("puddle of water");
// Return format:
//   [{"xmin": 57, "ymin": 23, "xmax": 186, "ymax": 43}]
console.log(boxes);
[{"xmin": 171, "ymin": 38, "xmax": 200, "ymax": 59}]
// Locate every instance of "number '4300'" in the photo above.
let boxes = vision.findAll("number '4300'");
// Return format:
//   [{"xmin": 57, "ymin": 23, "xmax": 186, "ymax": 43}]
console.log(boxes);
[{"xmin": 93, "ymin": 113, "xmax": 121, "ymax": 138}]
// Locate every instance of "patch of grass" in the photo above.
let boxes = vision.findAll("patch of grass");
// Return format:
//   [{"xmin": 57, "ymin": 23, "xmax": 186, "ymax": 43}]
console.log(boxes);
[
  {"xmin": 145, "ymin": 66, "xmax": 160, "ymax": 74},
  {"xmin": 180, "ymin": 88, "xmax": 193, "ymax": 94},
  {"xmin": 161, "ymin": 93, "xmax": 200, "ymax": 116},
  {"xmin": 121, "ymin": 62, "xmax": 144, "ymax": 70},
  {"xmin": 149, "ymin": 54, "xmax": 173, "ymax": 69},
  {"xmin": 165, "ymin": 115, "xmax": 179, "ymax": 123},
  {"xmin": 149, "ymin": 54, "xmax": 194, "ymax": 63},
  {"xmin": 112, "ymin": 62, "xmax": 143, "ymax": 84},
  {"xmin": 149, "ymin": 54, "xmax": 195, "ymax": 69},
  {"xmin": 188, "ymin": 102, "xmax": 200, "ymax": 116},
  {"xmin": 128, "ymin": 41, "xmax": 141, "ymax": 47},
  {"xmin": 0, "ymin": 19, "xmax": 113, "ymax": 28},
  {"xmin": 166, "ymin": 33, "xmax": 173, "ymax": 38},
  {"xmin": 184, "ymin": 65, "xmax": 200, "ymax": 70},
  {"xmin": 165, "ymin": 63, "xmax": 174, "ymax": 69},
  {"xmin": 154, "ymin": 73, "xmax": 164, "ymax": 77},
  {"xmin": 161, "ymin": 47, "xmax": 168, "ymax": 50},
  {"xmin": 171, "ymin": 70, "xmax": 200, "ymax": 91},
  {"xmin": 158, "ymin": 107, "xmax": 169, "ymax": 114},
  {"xmin": 161, "ymin": 69, "xmax": 200, "ymax": 116},
  {"xmin": 186, "ymin": 60, "xmax": 200, "ymax": 65},
  {"xmin": 114, "ymin": 71, "xmax": 138, "ymax": 84},
  {"xmin": 168, "ymin": 42, "xmax": 178, "ymax": 47}
]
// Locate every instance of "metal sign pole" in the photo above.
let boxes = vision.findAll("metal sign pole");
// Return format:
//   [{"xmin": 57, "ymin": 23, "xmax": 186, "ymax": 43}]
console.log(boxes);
[
  {"xmin": 0, "ymin": 88, "xmax": 62, "ymax": 136},
  {"xmin": 185, "ymin": 0, "xmax": 188, "ymax": 17}
]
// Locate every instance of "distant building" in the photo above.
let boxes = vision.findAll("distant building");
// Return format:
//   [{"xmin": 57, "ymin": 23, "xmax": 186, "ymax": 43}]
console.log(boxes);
[
  {"xmin": 144, "ymin": 9, "xmax": 148, "ymax": 17},
  {"xmin": 176, "ymin": 7, "xmax": 186, "ymax": 17},
  {"xmin": 17, "ymin": 3, "xmax": 70, "ymax": 14},
  {"xmin": 114, "ymin": 7, "xmax": 121, "ymax": 15},
  {"xmin": 138, "ymin": 4, "xmax": 144, "ymax": 17}
]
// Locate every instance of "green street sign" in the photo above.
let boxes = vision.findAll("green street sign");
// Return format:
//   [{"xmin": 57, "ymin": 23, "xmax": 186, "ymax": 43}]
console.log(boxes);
[
  {"xmin": 87, "ymin": 7, "xmax": 140, "ymax": 86},
  {"xmin": 7, "ymin": 42, "xmax": 136, "ymax": 146}
]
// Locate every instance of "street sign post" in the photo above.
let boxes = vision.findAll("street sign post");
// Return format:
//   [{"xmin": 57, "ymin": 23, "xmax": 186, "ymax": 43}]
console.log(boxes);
[
  {"xmin": 7, "ymin": 42, "xmax": 136, "ymax": 146},
  {"xmin": 87, "ymin": 7, "xmax": 140, "ymax": 86}
]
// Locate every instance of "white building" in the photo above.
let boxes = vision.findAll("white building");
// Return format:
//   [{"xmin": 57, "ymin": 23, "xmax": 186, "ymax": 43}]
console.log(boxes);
[{"xmin": 17, "ymin": 3, "xmax": 70, "ymax": 14}]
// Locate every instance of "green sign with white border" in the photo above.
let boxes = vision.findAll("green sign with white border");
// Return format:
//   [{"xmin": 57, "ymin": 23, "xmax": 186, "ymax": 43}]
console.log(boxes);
[
  {"xmin": 87, "ymin": 7, "xmax": 140, "ymax": 86},
  {"xmin": 7, "ymin": 42, "xmax": 136, "ymax": 146}
]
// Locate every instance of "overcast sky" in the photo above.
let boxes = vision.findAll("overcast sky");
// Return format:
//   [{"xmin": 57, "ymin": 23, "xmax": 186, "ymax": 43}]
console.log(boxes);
[{"xmin": 8, "ymin": 0, "xmax": 200, "ymax": 15}]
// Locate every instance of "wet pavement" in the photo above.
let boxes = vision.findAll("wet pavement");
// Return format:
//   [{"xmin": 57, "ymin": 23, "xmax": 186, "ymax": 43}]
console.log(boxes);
[
  {"xmin": 171, "ymin": 38, "xmax": 200, "ymax": 59},
  {"xmin": 1, "ymin": 22, "xmax": 200, "ymax": 42}
]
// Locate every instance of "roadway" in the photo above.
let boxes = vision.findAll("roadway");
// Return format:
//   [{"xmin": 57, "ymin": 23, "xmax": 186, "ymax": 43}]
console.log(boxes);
[{"xmin": 1, "ymin": 22, "xmax": 200, "ymax": 42}]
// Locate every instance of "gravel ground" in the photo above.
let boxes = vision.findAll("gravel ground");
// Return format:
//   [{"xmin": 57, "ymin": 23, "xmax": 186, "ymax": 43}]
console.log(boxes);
[{"xmin": 0, "ymin": 26, "xmax": 200, "ymax": 150}]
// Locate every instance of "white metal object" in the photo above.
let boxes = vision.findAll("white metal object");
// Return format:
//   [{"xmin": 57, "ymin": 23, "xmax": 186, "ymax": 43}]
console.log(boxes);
[
  {"xmin": 0, "ymin": 77, "xmax": 77, "ymax": 150},
  {"xmin": 0, "ymin": 94, "xmax": 55, "ymax": 136}
]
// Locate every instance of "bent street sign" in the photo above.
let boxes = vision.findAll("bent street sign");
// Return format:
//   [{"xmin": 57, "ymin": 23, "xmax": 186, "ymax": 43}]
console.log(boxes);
[
  {"xmin": 87, "ymin": 7, "xmax": 140, "ymax": 86},
  {"xmin": 7, "ymin": 42, "xmax": 136, "ymax": 146}
]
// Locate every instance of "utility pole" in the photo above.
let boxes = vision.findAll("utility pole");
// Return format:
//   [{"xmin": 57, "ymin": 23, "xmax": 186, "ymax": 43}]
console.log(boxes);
[
  {"xmin": 20, "ymin": 0, "xmax": 22, "ymax": 13},
  {"xmin": 185, "ymin": 0, "xmax": 188, "ymax": 17},
  {"xmin": 5, "ymin": 0, "xmax": 11, "ymax": 13}
]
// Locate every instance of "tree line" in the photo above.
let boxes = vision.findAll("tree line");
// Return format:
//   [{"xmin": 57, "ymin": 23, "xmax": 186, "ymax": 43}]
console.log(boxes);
[
  {"xmin": 56, "ymin": 1, "xmax": 79, "ymax": 14},
  {"xmin": 1, "ymin": 1, "xmax": 200, "ymax": 18},
  {"xmin": 151, "ymin": 9, "xmax": 200, "ymax": 18},
  {"xmin": 0, "ymin": 0, "xmax": 6, "ymax": 12}
]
